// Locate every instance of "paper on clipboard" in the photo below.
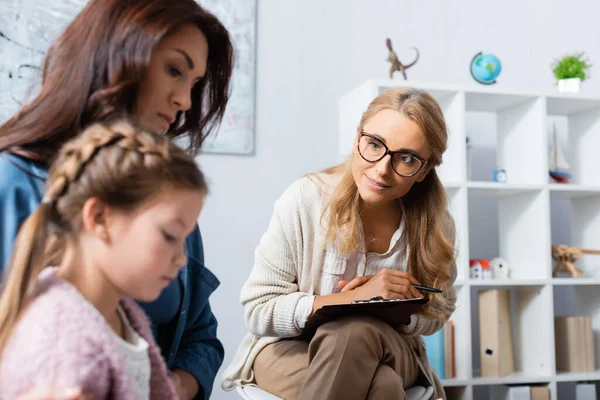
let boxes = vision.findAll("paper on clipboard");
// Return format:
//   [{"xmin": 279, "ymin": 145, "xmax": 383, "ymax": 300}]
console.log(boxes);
[{"xmin": 298, "ymin": 297, "xmax": 429, "ymax": 339}]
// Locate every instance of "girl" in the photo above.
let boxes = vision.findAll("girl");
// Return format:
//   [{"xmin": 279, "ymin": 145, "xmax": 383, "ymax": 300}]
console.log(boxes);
[
  {"xmin": 0, "ymin": 120, "xmax": 207, "ymax": 399},
  {"xmin": 222, "ymin": 87, "xmax": 457, "ymax": 400},
  {"xmin": 0, "ymin": 1, "xmax": 233, "ymax": 397}
]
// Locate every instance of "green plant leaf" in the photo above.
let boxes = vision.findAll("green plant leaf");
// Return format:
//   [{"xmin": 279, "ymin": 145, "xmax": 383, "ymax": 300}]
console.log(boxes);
[{"xmin": 551, "ymin": 52, "xmax": 592, "ymax": 81}]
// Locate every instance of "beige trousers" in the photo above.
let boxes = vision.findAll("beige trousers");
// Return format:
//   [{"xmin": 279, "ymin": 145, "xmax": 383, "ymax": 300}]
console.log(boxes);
[{"xmin": 253, "ymin": 316, "xmax": 421, "ymax": 400}]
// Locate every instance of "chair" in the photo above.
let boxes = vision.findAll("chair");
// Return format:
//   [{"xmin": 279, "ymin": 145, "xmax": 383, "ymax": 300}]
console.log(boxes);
[
  {"xmin": 236, "ymin": 385, "xmax": 282, "ymax": 400},
  {"xmin": 236, "ymin": 384, "xmax": 435, "ymax": 400}
]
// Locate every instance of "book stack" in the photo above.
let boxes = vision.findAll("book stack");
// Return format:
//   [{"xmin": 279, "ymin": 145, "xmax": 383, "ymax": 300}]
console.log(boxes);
[
  {"xmin": 554, "ymin": 316, "xmax": 595, "ymax": 372},
  {"xmin": 423, "ymin": 320, "xmax": 455, "ymax": 379}
]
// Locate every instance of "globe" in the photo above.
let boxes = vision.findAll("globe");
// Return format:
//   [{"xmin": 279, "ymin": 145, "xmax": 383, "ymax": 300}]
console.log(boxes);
[{"xmin": 470, "ymin": 52, "xmax": 502, "ymax": 85}]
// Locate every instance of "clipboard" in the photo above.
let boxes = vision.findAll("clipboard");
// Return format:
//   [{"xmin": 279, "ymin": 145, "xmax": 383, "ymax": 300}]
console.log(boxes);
[{"xmin": 299, "ymin": 297, "xmax": 429, "ymax": 339}]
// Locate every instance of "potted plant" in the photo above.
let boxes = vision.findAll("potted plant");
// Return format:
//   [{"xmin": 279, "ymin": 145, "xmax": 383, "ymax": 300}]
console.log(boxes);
[{"xmin": 552, "ymin": 52, "xmax": 592, "ymax": 93}]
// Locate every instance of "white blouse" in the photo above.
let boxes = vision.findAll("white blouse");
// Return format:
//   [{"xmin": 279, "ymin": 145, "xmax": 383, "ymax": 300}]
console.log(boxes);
[{"xmin": 293, "ymin": 217, "xmax": 408, "ymax": 329}]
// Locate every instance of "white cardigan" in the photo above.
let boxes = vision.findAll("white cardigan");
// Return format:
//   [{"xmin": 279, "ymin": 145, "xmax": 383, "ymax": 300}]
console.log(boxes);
[{"xmin": 221, "ymin": 173, "xmax": 456, "ymax": 395}]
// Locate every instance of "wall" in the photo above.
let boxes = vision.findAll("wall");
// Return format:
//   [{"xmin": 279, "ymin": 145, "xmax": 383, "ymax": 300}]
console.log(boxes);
[{"xmin": 199, "ymin": 0, "xmax": 600, "ymax": 397}]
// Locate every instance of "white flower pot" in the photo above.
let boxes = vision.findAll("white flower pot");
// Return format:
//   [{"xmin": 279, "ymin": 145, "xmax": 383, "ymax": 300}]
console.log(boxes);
[{"xmin": 558, "ymin": 78, "xmax": 581, "ymax": 93}]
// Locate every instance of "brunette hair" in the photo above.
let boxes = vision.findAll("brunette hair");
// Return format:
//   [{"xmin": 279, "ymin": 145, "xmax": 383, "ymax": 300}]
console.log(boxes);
[{"xmin": 0, "ymin": 0, "xmax": 233, "ymax": 163}]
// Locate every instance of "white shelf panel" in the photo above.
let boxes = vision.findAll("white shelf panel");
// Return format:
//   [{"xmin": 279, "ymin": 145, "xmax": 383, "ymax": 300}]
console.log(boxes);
[
  {"xmin": 547, "ymin": 95, "xmax": 600, "ymax": 115},
  {"xmin": 443, "ymin": 181, "xmax": 463, "ymax": 189},
  {"xmin": 441, "ymin": 378, "xmax": 471, "ymax": 387},
  {"xmin": 366, "ymin": 79, "xmax": 600, "ymax": 107},
  {"xmin": 548, "ymin": 184, "xmax": 600, "ymax": 199},
  {"xmin": 466, "ymin": 181, "xmax": 543, "ymax": 196},
  {"xmin": 554, "ymin": 370, "xmax": 600, "ymax": 382},
  {"xmin": 466, "ymin": 92, "xmax": 538, "ymax": 112},
  {"xmin": 468, "ymin": 279, "xmax": 549, "ymax": 287},
  {"xmin": 470, "ymin": 371, "xmax": 552, "ymax": 386},
  {"xmin": 552, "ymin": 278, "xmax": 600, "ymax": 285},
  {"xmin": 367, "ymin": 79, "xmax": 600, "ymax": 101}
]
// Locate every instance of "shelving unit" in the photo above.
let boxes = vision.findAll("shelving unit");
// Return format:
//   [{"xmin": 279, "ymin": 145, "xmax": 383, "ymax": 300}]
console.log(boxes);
[{"xmin": 339, "ymin": 80, "xmax": 600, "ymax": 400}]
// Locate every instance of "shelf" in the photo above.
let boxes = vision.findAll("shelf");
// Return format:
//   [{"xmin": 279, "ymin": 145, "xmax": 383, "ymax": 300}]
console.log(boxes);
[
  {"xmin": 553, "ymin": 285, "xmax": 600, "ymax": 374},
  {"xmin": 469, "ymin": 279, "xmax": 549, "ymax": 287},
  {"xmin": 465, "ymin": 96, "xmax": 546, "ymax": 185},
  {"xmin": 468, "ymin": 188, "xmax": 550, "ymax": 280},
  {"xmin": 555, "ymin": 370, "xmax": 600, "ymax": 382},
  {"xmin": 546, "ymin": 107, "xmax": 600, "ymax": 186},
  {"xmin": 467, "ymin": 181, "xmax": 543, "ymax": 196},
  {"xmin": 465, "ymin": 92, "xmax": 537, "ymax": 113},
  {"xmin": 550, "ymin": 191, "xmax": 600, "ymax": 278},
  {"xmin": 471, "ymin": 286, "xmax": 554, "ymax": 381},
  {"xmin": 552, "ymin": 278, "xmax": 600, "ymax": 286},
  {"xmin": 546, "ymin": 95, "xmax": 600, "ymax": 115},
  {"xmin": 470, "ymin": 371, "xmax": 552, "ymax": 386},
  {"xmin": 443, "ymin": 181, "xmax": 463, "ymax": 189},
  {"xmin": 339, "ymin": 81, "xmax": 600, "ymax": 397},
  {"xmin": 365, "ymin": 79, "xmax": 600, "ymax": 102},
  {"xmin": 441, "ymin": 378, "xmax": 471, "ymax": 387},
  {"xmin": 549, "ymin": 184, "xmax": 600, "ymax": 199}
]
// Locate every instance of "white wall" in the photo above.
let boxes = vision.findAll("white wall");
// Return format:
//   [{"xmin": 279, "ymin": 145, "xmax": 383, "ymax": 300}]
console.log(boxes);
[{"xmin": 199, "ymin": 0, "xmax": 600, "ymax": 397}]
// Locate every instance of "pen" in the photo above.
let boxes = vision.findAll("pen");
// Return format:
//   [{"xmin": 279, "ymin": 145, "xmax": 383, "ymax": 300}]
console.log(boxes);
[{"xmin": 413, "ymin": 284, "xmax": 443, "ymax": 293}]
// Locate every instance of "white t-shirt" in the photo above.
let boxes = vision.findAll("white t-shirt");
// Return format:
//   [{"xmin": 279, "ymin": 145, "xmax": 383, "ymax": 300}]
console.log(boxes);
[{"xmin": 112, "ymin": 306, "xmax": 151, "ymax": 400}]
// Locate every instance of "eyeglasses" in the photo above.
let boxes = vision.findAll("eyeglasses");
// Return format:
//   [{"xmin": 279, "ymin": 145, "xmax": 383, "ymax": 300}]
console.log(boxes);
[{"xmin": 357, "ymin": 132, "xmax": 427, "ymax": 177}]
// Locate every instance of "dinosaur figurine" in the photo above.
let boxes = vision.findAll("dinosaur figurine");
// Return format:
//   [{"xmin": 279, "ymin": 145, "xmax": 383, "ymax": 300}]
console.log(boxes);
[
  {"xmin": 551, "ymin": 244, "xmax": 600, "ymax": 278},
  {"xmin": 386, "ymin": 38, "xmax": 419, "ymax": 80}
]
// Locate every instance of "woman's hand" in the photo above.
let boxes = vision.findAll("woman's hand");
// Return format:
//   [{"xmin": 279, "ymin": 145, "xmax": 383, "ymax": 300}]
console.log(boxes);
[
  {"xmin": 17, "ymin": 388, "xmax": 83, "ymax": 400},
  {"xmin": 169, "ymin": 369, "xmax": 199, "ymax": 400},
  {"xmin": 337, "ymin": 276, "xmax": 374, "ymax": 292},
  {"xmin": 170, "ymin": 372, "xmax": 186, "ymax": 400},
  {"xmin": 340, "ymin": 269, "xmax": 423, "ymax": 300},
  {"xmin": 312, "ymin": 269, "xmax": 423, "ymax": 316}
]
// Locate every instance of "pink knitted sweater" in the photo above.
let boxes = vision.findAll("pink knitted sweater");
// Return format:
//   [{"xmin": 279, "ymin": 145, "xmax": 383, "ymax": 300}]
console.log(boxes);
[{"xmin": 0, "ymin": 269, "xmax": 178, "ymax": 399}]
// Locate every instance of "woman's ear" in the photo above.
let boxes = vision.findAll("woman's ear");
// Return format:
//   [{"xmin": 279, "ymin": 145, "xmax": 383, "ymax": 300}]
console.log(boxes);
[{"xmin": 81, "ymin": 197, "xmax": 111, "ymax": 243}]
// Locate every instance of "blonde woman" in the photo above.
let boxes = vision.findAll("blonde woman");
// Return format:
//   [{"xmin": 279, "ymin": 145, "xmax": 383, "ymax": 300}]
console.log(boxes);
[{"xmin": 222, "ymin": 87, "xmax": 457, "ymax": 400}]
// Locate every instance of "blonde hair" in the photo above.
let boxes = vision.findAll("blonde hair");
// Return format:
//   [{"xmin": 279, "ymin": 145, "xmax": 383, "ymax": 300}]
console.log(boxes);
[
  {"xmin": 0, "ymin": 120, "xmax": 208, "ymax": 351},
  {"xmin": 314, "ymin": 87, "xmax": 455, "ymax": 318}
]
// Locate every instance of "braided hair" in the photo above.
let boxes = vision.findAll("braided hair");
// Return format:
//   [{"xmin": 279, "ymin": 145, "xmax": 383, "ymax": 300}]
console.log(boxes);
[{"xmin": 0, "ymin": 119, "xmax": 207, "ymax": 351}]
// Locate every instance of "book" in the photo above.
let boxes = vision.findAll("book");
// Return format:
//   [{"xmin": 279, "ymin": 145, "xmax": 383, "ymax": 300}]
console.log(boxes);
[
  {"xmin": 424, "ymin": 328, "xmax": 445, "ymax": 379},
  {"xmin": 555, "ymin": 316, "xmax": 595, "ymax": 372},
  {"xmin": 444, "ymin": 320, "xmax": 455, "ymax": 378},
  {"xmin": 479, "ymin": 289, "xmax": 515, "ymax": 377},
  {"xmin": 530, "ymin": 385, "xmax": 550, "ymax": 400}
]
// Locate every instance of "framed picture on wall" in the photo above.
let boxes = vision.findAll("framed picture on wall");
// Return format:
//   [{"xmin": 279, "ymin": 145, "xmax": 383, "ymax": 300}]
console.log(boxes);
[{"xmin": 0, "ymin": 0, "xmax": 257, "ymax": 156}]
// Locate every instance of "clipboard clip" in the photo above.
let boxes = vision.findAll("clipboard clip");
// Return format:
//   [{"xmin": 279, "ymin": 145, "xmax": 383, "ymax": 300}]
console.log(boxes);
[{"xmin": 351, "ymin": 296, "xmax": 404, "ymax": 304}]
